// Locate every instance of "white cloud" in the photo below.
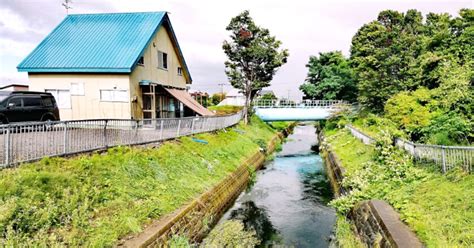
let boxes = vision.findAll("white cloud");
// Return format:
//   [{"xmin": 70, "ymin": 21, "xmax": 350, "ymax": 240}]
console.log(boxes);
[{"xmin": 0, "ymin": 0, "xmax": 471, "ymax": 95}]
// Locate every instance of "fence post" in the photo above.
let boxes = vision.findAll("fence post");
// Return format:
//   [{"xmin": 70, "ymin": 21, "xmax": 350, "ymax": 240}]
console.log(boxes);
[
  {"xmin": 191, "ymin": 118, "xmax": 195, "ymax": 134},
  {"xmin": 5, "ymin": 126, "xmax": 10, "ymax": 166},
  {"xmin": 177, "ymin": 119, "xmax": 181, "ymax": 137},
  {"xmin": 441, "ymin": 146, "xmax": 447, "ymax": 173},
  {"xmin": 63, "ymin": 122, "xmax": 68, "ymax": 154},
  {"xmin": 160, "ymin": 120, "xmax": 164, "ymax": 140},
  {"xmin": 104, "ymin": 120, "xmax": 109, "ymax": 148}
]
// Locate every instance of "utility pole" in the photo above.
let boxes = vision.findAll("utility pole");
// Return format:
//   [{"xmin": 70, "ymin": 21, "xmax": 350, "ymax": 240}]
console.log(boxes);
[
  {"xmin": 287, "ymin": 89, "xmax": 291, "ymax": 100},
  {"xmin": 218, "ymin": 83, "xmax": 226, "ymax": 102},
  {"xmin": 62, "ymin": 0, "xmax": 73, "ymax": 15}
]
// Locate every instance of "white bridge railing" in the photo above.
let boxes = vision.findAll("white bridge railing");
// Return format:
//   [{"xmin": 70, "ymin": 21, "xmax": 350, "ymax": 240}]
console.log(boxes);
[
  {"xmin": 346, "ymin": 125, "xmax": 473, "ymax": 173},
  {"xmin": 0, "ymin": 111, "xmax": 243, "ymax": 168},
  {"xmin": 253, "ymin": 99, "xmax": 347, "ymax": 108}
]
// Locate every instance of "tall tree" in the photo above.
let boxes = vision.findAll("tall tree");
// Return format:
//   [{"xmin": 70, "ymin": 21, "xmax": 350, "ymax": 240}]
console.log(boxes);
[
  {"xmin": 350, "ymin": 9, "xmax": 425, "ymax": 111},
  {"xmin": 299, "ymin": 51, "xmax": 356, "ymax": 101},
  {"xmin": 223, "ymin": 10, "xmax": 289, "ymax": 124}
]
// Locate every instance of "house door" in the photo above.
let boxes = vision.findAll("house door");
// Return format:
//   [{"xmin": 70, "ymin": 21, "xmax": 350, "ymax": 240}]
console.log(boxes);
[{"xmin": 142, "ymin": 85, "xmax": 156, "ymax": 120}]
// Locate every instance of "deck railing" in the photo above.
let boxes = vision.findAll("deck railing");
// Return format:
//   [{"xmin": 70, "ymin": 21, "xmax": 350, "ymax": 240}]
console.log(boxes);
[
  {"xmin": 346, "ymin": 125, "xmax": 473, "ymax": 173},
  {"xmin": 0, "ymin": 111, "xmax": 243, "ymax": 168}
]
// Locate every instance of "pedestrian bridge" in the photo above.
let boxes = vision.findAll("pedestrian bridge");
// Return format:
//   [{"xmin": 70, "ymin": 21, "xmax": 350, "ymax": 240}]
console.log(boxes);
[{"xmin": 253, "ymin": 100, "xmax": 347, "ymax": 121}]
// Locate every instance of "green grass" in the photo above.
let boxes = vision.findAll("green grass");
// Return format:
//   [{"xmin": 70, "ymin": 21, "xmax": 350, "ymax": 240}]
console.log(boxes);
[
  {"xmin": 334, "ymin": 214, "xmax": 365, "ymax": 248},
  {"xmin": 325, "ymin": 128, "xmax": 474, "ymax": 247},
  {"xmin": 0, "ymin": 116, "xmax": 278, "ymax": 247},
  {"xmin": 208, "ymin": 105, "xmax": 243, "ymax": 115}
]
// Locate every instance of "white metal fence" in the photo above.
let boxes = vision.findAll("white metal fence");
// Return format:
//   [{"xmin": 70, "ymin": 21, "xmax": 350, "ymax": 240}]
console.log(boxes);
[
  {"xmin": 0, "ymin": 111, "xmax": 243, "ymax": 168},
  {"xmin": 346, "ymin": 125, "xmax": 375, "ymax": 145},
  {"xmin": 253, "ymin": 99, "xmax": 347, "ymax": 108},
  {"xmin": 346, "ymin": 125, "xmax": 474, "ymax": 173}
]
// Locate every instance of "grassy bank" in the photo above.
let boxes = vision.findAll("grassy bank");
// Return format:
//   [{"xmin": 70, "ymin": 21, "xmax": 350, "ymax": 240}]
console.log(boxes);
[
  {"xmin": 207, "ymin": 105, "xmax": 243, "ymax": 115},
  {"xmin": 0, "ymin": 116, "xmax": 278, "ymax": 246},
  {"xmin": 324, "ymin": 127, "xmax": 474, "ymax": 247}
]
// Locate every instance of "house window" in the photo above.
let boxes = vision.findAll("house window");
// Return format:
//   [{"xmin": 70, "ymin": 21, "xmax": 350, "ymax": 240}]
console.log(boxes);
[
  {"xmin": 177, "ymin": 67, "xmax": 183, "ymax": 76},
  {"xmin": 100, "ymin": 89, "xmax": 128, "ymax": 102},
  {"xmin": 71, "ymin": 82, "xmax": 85, "ymax": 95},
  {"xmin": 45, "ymin": 89, "xmax": 71, "ymax": 109},
  {"xmin": 158, "ymin": 51, "xmax": 168, "ymax": 69},
  {"xmin": 137, "ymin": 56, "xmax": 144, "ymax": 66}
]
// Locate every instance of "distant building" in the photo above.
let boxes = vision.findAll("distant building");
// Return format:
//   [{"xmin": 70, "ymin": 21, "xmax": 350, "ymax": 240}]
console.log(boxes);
[
  {"xmin": 0, "ymin": 84, "xmax": 29, "ymax": 91},
  {"xmin": 17, "ymin": 12, "xmax": 213, "ymax": 120},
  {"xmin": 190, "ymin": 91, "xmax": 210, "ymax": 107},
  {"xmin": 218, "ymin": 88, "xmax": 245, "ymax": 106}
]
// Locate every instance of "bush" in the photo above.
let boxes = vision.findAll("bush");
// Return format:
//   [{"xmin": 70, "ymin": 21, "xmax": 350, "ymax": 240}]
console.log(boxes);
[
  {"xmin": 384, "ymin": 88, "xmax": 439, "ymax": 136},
  {"xmin": 421, "ymin": 113, "xmax": 473, "ymax": 145}
]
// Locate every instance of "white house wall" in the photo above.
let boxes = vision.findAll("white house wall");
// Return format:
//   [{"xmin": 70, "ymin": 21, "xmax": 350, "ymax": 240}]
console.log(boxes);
[{"xmin": 28, "ymin": 74, "xmax": 131, "ymax": 120}]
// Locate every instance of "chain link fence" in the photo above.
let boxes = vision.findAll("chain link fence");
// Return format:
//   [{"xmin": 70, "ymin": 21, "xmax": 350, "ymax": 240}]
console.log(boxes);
[
  {"xmin": 346, "ymin": 125, "xmax": 473, "ymax": 173},
  {"xmin": 0, "ymin": 111, "xmax": 243, "ymax": 168}
]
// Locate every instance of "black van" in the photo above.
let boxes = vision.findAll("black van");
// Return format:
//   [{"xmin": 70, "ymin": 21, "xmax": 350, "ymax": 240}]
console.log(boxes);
[{"xmin": 0, "ymin": 91, "xmax": 60, "ymax": 124}]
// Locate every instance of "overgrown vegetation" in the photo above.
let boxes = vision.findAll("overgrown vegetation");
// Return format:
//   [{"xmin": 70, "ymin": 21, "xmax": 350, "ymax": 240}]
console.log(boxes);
[
  {"xmin": 0, "ymin": 116, "xmax": 278, "ymax": 246},
  {"xmin": 201, "ymin": 220, "xmax": 260, "ymax": 247},
  {"xmin": 323, "ymin": 123, "xmax": 474, "ymax": 247}
]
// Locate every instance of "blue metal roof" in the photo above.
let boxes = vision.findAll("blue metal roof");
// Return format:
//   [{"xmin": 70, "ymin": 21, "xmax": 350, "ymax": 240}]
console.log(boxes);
[{"xmin": 17, "ymin": 12, "xmax": 192, "ymax": 81}]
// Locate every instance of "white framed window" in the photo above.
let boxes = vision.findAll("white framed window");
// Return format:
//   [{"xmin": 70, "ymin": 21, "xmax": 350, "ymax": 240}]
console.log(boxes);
[
  {"xmin": 177, "ymin": 67, "xmax": 183, "ymax": 76},
  {"xmin": 100, "ymin": 89, "xmax": 129, "ymax": 102},
  {"xmin": 45, "ymin": 89, "xmax": 71, "ymax": 109},
  {"xmin": 71, "ymin": 82, "xmax": 85, "ymax": 96},
  {"xmin": 157, "ymin": 51, "xmax": 168, "ymax": 69}
]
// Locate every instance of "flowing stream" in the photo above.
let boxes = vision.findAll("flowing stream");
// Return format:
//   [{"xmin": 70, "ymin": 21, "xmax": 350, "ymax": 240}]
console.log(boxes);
[{"xmin": 220, "ymin": 124, "xmax": 336, "ymax": 247}]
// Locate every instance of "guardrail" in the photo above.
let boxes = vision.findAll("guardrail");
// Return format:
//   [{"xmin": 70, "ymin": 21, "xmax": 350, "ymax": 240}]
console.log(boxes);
[
  {"xmin": 346, "ymin": 125, "xmax": 473, "ymax": 173},
  {"xmin": 253, "ymin": 99, "xmax": 347, "ymax": 108},
  {"xmin": 0, "ymin": 111, "xmax": 243, "ymax": 168}
]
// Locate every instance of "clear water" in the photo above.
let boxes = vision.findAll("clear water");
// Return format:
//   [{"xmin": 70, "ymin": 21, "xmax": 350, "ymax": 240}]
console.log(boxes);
[{"xmin": 221, "ymin": 124, "xmax": 336, "ymax": 247}]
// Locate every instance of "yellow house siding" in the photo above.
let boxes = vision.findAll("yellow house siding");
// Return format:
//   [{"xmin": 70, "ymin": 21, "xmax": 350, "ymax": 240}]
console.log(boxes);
[
  {"xmin": 129, "ymin": 25, "xmax": 188, "ymax": 119},
  {"xmin": 28, "ymin": 74, "xmax": 131, "ymax": 120},
  {"xmin": 130, "ymin": 26, "xmax": 187, "ymax": 89}
]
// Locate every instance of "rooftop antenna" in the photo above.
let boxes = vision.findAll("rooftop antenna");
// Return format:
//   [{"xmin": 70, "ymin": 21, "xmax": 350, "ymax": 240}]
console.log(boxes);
[{"xmin": 62, "ymin": 0, "xmax": 73, "ymax": 15}]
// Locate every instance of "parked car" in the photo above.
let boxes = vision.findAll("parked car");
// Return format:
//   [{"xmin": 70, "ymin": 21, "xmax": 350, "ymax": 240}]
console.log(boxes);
[{"xmin": 0, "ymin": 91, "xmax": 60, "ymax": 124}]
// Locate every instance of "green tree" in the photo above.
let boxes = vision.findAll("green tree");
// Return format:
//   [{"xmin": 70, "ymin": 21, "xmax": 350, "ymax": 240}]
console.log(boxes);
[
  {"xmin": 210, "ymin": 93, "xmax": 226, "ymax": 106},
  {"xmin": 350, "ymin": 9, "xmax": 425, "ymax": 111},
  {"xmin": 299, "ymin": 51, "xmax": 356, "ymax": 101},
  {"xmin": 223, "ymin": 10, "xmax": 289, "ymax": 124},
  {"xmin": 259, "ymin": 92, "xmax": 277, "ymax": 100}
]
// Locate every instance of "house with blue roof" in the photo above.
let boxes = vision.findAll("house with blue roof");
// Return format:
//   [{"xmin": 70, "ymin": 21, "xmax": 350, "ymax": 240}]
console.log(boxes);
[{"xmin": 17, "ymin": 12, "xmax": 213, "ymax": 120}]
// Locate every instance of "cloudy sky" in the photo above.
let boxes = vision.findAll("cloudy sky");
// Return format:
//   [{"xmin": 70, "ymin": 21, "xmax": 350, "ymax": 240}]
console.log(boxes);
[{"xmin": 0, "ymin": 0, "xmax": 471, "ymax": 99}]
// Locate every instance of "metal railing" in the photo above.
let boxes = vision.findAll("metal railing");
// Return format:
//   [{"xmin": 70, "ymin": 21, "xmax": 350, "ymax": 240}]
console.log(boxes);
[
  {"xmin": 0, "ymin": 111, "xmax": 243, "ymax": 168},
  {"xmin": 346, "ymin": 125, "xmax": 474, "ymax": 173},
  {"xmin": 253, "ymin": 99, "xmax": 347, "ymax": 108}
]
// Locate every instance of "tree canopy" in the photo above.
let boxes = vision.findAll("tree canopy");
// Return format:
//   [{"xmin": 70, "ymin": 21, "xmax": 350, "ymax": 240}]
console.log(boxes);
[
  {"xmin": 223, "ymin": 10, "xmax": 289, "ymax": 124},
  {"xmin": 299, "ymin": 51, "xmax": 356, "ymax": 101}
]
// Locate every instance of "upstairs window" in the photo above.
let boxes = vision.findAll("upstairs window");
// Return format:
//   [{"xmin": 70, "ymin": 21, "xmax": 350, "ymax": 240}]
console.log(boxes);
[
  {"xmin": 158, "ymin": 51, "xmax": 168, "ymax": 69},
  {"xmin": 137, "ymin": 56, "xmax": 144, "ymax": 66},
  {"xmin": 177, "ymin": 67, "xmax": 183, "ymax": 76}
]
